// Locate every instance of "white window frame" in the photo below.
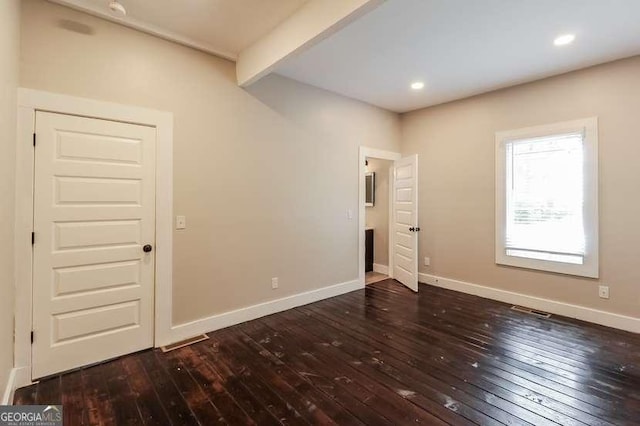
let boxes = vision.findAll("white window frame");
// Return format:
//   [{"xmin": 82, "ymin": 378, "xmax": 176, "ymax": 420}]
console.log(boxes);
[{"xmin": 495, "ymin": 117, "xmax": 599, "ymax": 278}]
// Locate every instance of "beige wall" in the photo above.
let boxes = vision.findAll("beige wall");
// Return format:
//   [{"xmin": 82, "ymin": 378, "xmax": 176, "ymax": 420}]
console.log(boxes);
[
  {"xmin": 20, "ymin": 0, "xmax": 400, "ymax": 325},
  {"xmin": 0, "ymin": 0, "xmax": 20, "ymax": 398},
  {"xmin": 402, "ymin": 56, "xmax": 640, "ymax": 318},
  {"xmin": 365, "ymin": 158, "xmax": 391, "ymax": 266},
  {"xmin": 19, "ymin": 0, "xmax": 639, "ymax": 337}
]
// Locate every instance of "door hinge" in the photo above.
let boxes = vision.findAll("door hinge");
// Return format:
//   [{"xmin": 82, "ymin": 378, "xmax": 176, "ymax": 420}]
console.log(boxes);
[
  {"xmin": 33, "ymin": 133, "xmax": 36, "ymax": 147},
  {"xmin": 31, "ymin": 232, "xmax": 35, "ymax": 245},
  {"xmin": 30, "ymin": 331, "xmax": 34, "ymax": 344}
]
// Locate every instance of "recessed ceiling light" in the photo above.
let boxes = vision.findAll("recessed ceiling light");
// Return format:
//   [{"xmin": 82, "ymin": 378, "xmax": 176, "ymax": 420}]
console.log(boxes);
[
  {"xmin": 411, "ymin": 81, "xmax": 425, "ymax": 90},
  {"xmin": 553, "ymin": 34, "xmax": 575, "ymax": 46}
]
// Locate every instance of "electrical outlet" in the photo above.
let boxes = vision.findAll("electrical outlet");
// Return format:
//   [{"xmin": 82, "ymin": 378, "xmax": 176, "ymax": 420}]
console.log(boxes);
[
  {"xmin": 272, "ymin": 277, "xmax": 279, "ymax": 289},
  {"xmin": 424, "ymin": 257, "xmax": 431, "ymax": 266},
  {"xmin": 347, "ymin": 209, "xmax": 353, "ymax": 220},
  {"xmin": 598, "ymin": 285, "xmax": 609, "ymax": 299},
  {"xmin": 175, "ymin": 215, "xmax": 186, "ymax": 230}
]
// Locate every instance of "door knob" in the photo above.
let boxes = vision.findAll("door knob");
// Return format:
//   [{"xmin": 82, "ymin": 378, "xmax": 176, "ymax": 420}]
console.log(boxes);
[
  {"xmin": 409, "ymin": 227, "xmax": 415, "ymax": 232},
  {"xmin": 143, "ymin": 244, "xmax": 153, "ymax": 253},
  {"xmin": 415, "ymin": 227, "xmax": 421, "ymax": 232}
]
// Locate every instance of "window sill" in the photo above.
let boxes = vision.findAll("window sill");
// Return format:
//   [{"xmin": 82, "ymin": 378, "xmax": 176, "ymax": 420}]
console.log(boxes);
[{"xmin": 496, "ymin": 252, "xmax": 599, "ymax": 278}]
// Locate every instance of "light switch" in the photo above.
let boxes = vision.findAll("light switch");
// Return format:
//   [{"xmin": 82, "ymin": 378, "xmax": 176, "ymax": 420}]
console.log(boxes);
[{"xmin": 176, "ymin": 215, "xmax": 186, "ymax": 230}]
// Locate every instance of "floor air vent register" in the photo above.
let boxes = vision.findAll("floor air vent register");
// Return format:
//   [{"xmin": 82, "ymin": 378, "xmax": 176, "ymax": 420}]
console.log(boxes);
[
  {"xmin": 510, "ymin": 305, "xmax": 552, "ymax": 318},
  {"xmin": 161, "ymin": 334, "xmax": 210, "ymax": 352}
]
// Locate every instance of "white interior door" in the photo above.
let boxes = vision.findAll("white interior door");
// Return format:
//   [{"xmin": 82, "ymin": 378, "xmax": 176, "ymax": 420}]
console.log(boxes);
[
  {"xmin": 32, "ymin": 111, "xmax": 156, "ymax": 379},
  {"xmin": 392, "ymin": 155, "xmax": 419, "ymax": 292}
]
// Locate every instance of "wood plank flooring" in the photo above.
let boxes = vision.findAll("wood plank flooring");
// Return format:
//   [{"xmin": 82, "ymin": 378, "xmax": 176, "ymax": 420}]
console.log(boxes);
[{"xmin": 14, "ymin": 279, "xmax": 640, "ymax": 425}]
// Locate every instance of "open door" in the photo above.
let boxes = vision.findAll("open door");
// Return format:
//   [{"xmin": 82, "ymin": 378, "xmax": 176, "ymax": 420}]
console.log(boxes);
[{"xmin": 392, "ymin": 155, "xmax": 419, "ymax": 292}]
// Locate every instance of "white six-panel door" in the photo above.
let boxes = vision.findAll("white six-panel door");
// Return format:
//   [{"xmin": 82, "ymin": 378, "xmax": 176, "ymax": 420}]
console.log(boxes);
[
  {"xmin": 32, "ymin": 111, "xmax": 156, "ymax": 379},
  {"xmin": 392, "ymin": 155, "xmax": 419, "ymax": 292}
]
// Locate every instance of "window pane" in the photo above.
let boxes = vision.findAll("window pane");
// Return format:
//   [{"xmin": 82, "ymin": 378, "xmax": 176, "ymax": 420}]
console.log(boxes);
[{"xmin": 505, "ymin": 133, "xmax": 585, "ymax": 259}]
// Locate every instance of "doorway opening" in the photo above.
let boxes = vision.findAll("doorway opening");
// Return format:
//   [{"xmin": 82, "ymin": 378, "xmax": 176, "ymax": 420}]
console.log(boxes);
[
  {"xmin": 359, "ymin": 147, "xmax": 419, "ymax": 292},
  {"xmin": 364, "ymin": 157, "xmax": 393, "ymax": 285}
]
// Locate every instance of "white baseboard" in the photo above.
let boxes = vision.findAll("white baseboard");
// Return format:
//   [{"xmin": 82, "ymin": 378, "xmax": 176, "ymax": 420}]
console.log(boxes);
[
  {"xmin": 1, "ymin": 368, "xmax": 18, "ymax": 405},
  {"xmin": 2, "ymin": 367, "xmax": 33, "ymax": 404},
  {"xmin": 373, "ymin": 264, "xmax": 389, "ymax": 275},
  {"xmin": 167, "ymin": 279, "xmax": 363, "ymax": 346},
  {"xmin": 418, "ymin": 273, "xmax": 640, "ymax": 334},
  {"xmin": 13, "ymin": 367, "xmax": 32, "ymax": 391}
]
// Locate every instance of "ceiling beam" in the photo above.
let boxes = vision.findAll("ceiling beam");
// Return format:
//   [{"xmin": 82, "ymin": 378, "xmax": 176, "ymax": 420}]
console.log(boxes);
[{"xmin": 236, "ymin": 0, "xmax": 384, "ymax": 87}]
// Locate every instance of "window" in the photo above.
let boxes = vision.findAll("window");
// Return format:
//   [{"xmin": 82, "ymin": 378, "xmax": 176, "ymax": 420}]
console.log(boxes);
[{"xmin": 496, "ymin": 118, "xmax": 598, "ymax": 278}]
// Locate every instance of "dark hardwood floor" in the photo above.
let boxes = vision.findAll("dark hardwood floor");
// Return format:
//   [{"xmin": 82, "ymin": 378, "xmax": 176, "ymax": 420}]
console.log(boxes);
[{"xmin": 14, "ymin": 279, "xmax": 640, "ymax": 425}]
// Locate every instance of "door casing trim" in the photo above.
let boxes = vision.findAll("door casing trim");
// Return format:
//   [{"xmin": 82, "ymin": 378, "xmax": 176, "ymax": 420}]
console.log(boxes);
[{"xmin": 14, "ymin": 88, "xmax": 174, "ymax": 387}]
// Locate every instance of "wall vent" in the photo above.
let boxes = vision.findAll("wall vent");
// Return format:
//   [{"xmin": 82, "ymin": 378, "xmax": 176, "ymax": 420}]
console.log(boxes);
[
  {"xmin": 161, "ymin": 334, "xmax": 209, "ymax": 352},
  {"xmin": 510, "ymin": 305, "xmax": 551, "ymax": 318}
]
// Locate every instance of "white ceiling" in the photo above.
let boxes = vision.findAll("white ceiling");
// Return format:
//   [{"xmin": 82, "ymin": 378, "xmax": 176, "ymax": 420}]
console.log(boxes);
[
  {"xmin": 49, "ymin": 0, "xmax": 309, "ymax": 59},
  {"xmin": 276, "ymin": 0, "xmax": 640, "ymax": 112}
]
